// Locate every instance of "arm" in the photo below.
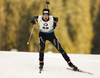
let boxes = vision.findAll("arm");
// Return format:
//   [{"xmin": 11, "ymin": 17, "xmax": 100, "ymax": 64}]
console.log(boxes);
[
  {"xmin": 53, "ymin": 17, "xmax": 58, "ymax": 29},
  {"xmin": 31, "ymin": 16, "xmax": 38, "ymax": 24}
]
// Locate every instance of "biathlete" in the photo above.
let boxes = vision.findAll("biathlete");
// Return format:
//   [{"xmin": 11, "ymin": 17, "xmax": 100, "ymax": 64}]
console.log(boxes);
[{"xmin": 31, "ymin": 8, "xmax": 78, "ymax": 71}]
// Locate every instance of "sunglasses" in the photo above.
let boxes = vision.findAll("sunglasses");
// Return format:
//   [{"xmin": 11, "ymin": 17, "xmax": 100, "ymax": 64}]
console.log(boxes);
[{"xmin": 43, "ymin": 15, "xmax": 49, "ymax": 17}]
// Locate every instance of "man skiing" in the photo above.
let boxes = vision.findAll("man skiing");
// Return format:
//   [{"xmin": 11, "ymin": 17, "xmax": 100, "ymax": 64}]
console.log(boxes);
[{"xmin": 31, "ymin": 3, "xmax": 78, "ymax": 72}]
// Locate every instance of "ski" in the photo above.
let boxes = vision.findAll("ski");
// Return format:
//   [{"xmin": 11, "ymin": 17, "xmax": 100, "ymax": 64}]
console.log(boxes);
[
  {"xmin": 67, "ymin": 68, "xmax": 93, "ymax": 75},
  {"xmin": 39, "ymin": 67, "xmax": 43, "ymax": 73}
]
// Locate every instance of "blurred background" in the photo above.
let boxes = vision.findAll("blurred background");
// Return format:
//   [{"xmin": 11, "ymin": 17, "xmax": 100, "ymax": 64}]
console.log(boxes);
[{"xmin": 0, "ymin": 0, "xmax": 100, "ymax": 54}]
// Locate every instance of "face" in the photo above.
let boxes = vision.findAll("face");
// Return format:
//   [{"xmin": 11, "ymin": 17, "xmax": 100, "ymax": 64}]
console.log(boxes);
[{"xmin": 43, "ymin": 14, "xmax": 49, "ymax": 21}]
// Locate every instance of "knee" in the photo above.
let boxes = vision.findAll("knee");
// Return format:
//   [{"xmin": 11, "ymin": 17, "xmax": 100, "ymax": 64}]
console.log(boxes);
[{"xmin": 40, "ymin": 44, "xmax": 45, "ymax": 51}]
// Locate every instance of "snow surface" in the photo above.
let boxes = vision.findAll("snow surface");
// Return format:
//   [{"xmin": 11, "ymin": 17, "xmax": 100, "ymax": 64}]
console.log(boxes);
[{"xmin": 0, "ymin": 51, "xmax": 100, "ymax": 78}]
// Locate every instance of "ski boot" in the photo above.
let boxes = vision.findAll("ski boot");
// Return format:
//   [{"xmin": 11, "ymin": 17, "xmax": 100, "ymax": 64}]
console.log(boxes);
[
  {"xmin": 68, "ymin": 61, "xmax": 79, "ymax": 71},
  {"xmin": 39, "ymin": 61, "xmax": 44, "ymax": 73}
]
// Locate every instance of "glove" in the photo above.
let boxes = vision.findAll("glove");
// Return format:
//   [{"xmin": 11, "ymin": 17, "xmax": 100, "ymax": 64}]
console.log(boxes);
[
  {"xmin": 31, "ymin": 16, "xmax": 37, "ymax": 24},
  {"xmin": 31, "ymin": 20, "xmax": 36, "ymax": 25}
]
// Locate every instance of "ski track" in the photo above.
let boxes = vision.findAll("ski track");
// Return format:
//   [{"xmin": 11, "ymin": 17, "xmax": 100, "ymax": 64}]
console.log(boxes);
[{"xmin": 0, "ymin": 51, "xmax": 100, "ymax": 78}]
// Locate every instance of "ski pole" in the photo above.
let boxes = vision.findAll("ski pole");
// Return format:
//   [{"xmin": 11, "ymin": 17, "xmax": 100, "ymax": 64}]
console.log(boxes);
[{"xmin": 27, "ymin": 25, "xmax": 34, "ymax": 45}]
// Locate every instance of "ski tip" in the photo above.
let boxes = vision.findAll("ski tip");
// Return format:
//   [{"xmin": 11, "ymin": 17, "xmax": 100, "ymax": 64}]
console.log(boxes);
[
  {"xmin": 89, "ymin": 73, "xmax": 93, "ymax": 75},
  {"xmin": 39, "ymin": 70, "xmax": 42, "ymax": 73},
  {"xmin": 67, "ymin": 68, "xmax": 70, "ymax": 70},
  {"xmin": 67, "ymin": 68, "xmax": 93, "ymax": 75},
  {"xmin": 39, "ymin": 68, "xmax": 43, "ymax": 73},
  {"xmin": 39, "ymin": 72, "xmax": 41, "ymax": 73}
]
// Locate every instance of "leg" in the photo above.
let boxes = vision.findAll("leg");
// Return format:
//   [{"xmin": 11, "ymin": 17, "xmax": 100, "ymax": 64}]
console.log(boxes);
[
  {"xmin": 50, "ymin": 37, "xmax": 71, "ymax": 62},
  {"xmin": 50, "ymin": 36, "xmax": 78, "ymax": 71},
  {"xmin": 39, "ymin": 36, "xmax": 46, "ymax": 66}
]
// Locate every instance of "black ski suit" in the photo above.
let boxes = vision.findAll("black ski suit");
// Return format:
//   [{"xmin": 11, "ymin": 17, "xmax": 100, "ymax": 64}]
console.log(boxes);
[{"xmin": 31, "ymin": 16, "xmax": 71, "ymax": 64}]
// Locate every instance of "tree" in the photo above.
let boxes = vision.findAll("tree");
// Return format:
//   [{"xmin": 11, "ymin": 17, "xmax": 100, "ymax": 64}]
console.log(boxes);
[
  {"xmin": 91, "ymin": 0, "xmax": 100, "ymax": 54},
  {"xmin": 65, "ymin": 0, "xmax": 93, "ymax": 54}
]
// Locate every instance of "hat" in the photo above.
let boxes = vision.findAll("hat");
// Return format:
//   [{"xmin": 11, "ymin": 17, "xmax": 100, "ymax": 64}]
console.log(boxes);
[{"xmin": 43, "ymin": 9, "xmax": 50, "ymax": 15}]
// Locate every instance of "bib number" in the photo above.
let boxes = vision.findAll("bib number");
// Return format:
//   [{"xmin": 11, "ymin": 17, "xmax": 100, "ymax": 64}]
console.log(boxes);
[
  {"xmin": 43, "ymin": 27, "xmax": 49, "ymax": 29},
  {"xmin": 42, "ymin": 23, "xmax": 49, "ymax": 29}
]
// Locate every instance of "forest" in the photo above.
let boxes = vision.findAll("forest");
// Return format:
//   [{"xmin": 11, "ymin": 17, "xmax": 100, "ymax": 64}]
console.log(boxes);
[{"xmin": 0, "ymin": 0, "xmax": 100, "ymax": 54}]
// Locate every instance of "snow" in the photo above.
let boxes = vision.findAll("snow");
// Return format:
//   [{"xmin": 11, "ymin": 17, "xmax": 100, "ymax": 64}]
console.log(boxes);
[{"xmin": 0, "ymin": 51, "xmax": 100, "ymax": 78}]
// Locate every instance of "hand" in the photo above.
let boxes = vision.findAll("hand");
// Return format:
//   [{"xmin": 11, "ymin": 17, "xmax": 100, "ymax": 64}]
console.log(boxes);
[{"xmin": 31, "ymin": 20, "xmax": 36, "ymax": 25}]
